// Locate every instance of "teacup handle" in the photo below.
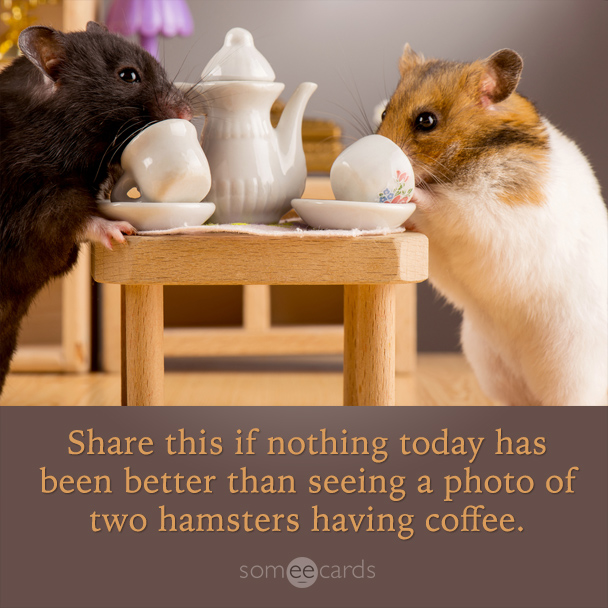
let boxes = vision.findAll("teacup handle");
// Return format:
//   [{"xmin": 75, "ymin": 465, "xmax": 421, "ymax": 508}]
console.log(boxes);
[{"xmin": 110, "ymin": 172, "xmax": 141, "ymax": 202}]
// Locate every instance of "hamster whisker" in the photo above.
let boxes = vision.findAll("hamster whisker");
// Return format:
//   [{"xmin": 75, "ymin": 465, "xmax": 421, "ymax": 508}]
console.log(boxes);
[
  {"xmin": 151, "ymin": 86, "xmax": 162, "ymax": 118},
  {"xmin": 332, "ymin": 102, "xmax": 373, "ymax": 138},
  {"xmin": 391, "ymin": 136, "xmax": 450, "ymax": 183},
  {"xmin": 413, "ymin": 158, "xmax": 450, "ymax": 187},
  {"xmin": 93, "ymin": 118, "xmax": 149, "ymax": 183},
  {"xmin": 340, "ymin": 134, "xmax": 363, "ymax": 145},
  {"xmin": 417, "ymin": 161, "xmax": 448, "ymax": 183},
  {"xmin": 160, "ymin": 37, "xmax": 166, "ymax": 71},
  {"xmin": 416, "ymin": 151, "xmax": 451, "ymax": 178},
  {"xmin": 170, "ymin": 38, "xmax": 203, "ymax": 86},
  {"xmin": 382, "ymin": 57, "xmax": 394, "ymax": 109},
  {"xmin": 189, "ymin": 90, "xmax": 238, "ymax": 106},
  {"xmin": 182, "ymin": 76, "xmax": 206, "ymax": 98},
  {"xmin": 321, "ymin": 106, "xmax": 371, "ymax": 139},
  {"xmin": 415, "ymin": 152, "xmax": 451, "ymax": 180},
  {"xmin": 118, "ymin": 120, "xmax": 158, "ymax": 151},
  {"xmin": 77, "ymin": 106, "xmax": 144, "ymax": 131},
  {"xmin": 93, "ymin": 106, "xmax": 143, "ymax": 120},
  {"xmin": 185, "ymin": 90, "xmax": 247, "ymax": 116},
  {"xmin": 93, "ymin": 117, "xmax": 143, "ymax": 182},
  {"xmin": 197, "ymin": 40, "xmax": 258, "ymax": 84},
  {"xmin": 109, "ymin": 117, "xmax": 147, "ymax": 153},
  {"xmin": 105, "ymin": 121, "xmax": 156, "ymax": 173},
  {"xmin": 336, "ymin": 68, "xmax": 375, "ymax": 136},
  {"xmin": 179, "ymin": 41, "xmax": 254, "ymax": 99}
]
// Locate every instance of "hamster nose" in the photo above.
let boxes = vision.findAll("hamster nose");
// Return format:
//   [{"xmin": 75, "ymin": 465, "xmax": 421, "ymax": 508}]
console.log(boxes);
[
  {"xmin": 158, "ymin": 93, "xmax": 193, "ymax": 121},
  {"xmin": 177, "ymin": 106, "xmax": 193, "ymax": 121},
  {"xmin": 165, "ymin": 103, "xmax": 192, "ymax": 121}
]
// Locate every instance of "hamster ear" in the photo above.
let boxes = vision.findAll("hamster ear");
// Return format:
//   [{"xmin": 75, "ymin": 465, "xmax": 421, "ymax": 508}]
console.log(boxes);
[
  {"xmin": 479, "ymin": 49, "xmax": 523, "ymax": 107},
  {"xmin": 86, "ymin": 21, "xmax": 108, "ymax": 34},
  {"xmin": 399, "ymin": 43, "xmax": 425, "ymax": 75},
  {"xmin": 18, "ymin": 26, "xmax": 66, "ymax": 82}
]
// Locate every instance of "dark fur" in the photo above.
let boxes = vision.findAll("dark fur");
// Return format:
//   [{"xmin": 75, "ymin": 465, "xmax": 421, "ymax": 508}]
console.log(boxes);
[{"xmin": 0, "ymin": 22, "xmax": 191, "ymax": 393}]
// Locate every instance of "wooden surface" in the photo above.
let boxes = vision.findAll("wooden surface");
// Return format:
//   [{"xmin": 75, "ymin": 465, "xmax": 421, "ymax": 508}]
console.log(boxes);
[
  {"xmin": 395, "ymin": 283, "xmax": 417, "ymax": 373},
  {"xmin": 95, "ymin": 233, "xmax": 427, "ymax": 406},
  {"xmin": 302, "ymin": 176, "xmax": 335, "ymax": 200},
  {"xmin": 0, "ymin": 354, "xmax": 499, "ymax": 406},
  {"xmin": 101, "ymin": 283, "xmax": 121, "ymax": 372},
  {"xmin": 61, "ymin": 244, "xmax": 91, "ymax": 371},
  {"xmin": 98, "ymin": 177, "xmax": 419, "ymax": 374},
  {"xmin": 121, "ymin": 285, "xmax": 164, "ymax": 406},
  {"xmin": 92, "ymin": 233, "xmax": 428, "ymax": 285},
  {"xmin": 243, "ymin": 285, "xmax": 271, "ymax": 331},
  {"xmin": 164, "ymin": 326, "xmax": 343, "ymax": 356},
  {"xmin": 344, "ymin": 285, "xmax": 395, "ymax": 406},
  {"xmin": 62, "ymin": 0, "xmax": 98, "ymax": 32}
]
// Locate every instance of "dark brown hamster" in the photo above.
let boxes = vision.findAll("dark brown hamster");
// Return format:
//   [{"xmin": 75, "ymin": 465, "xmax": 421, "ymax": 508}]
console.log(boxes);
[
  {"xmin": 0, "ymin": 21, "xmax": 192, "ymax": 394},
  {"xmin": 377, "ymin": 45, "xmax": 607, "ymax": 406}
]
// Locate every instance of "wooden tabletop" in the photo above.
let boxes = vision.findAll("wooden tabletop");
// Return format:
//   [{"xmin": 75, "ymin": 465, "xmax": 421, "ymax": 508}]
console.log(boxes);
[{"xmin": 91, "ymin": 232, "xmax": 428, "ymax": 286}]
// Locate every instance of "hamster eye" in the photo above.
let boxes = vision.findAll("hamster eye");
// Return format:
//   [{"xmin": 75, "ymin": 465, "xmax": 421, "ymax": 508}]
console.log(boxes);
[
  {"xmin": 118, "ymin": 68, "xmax": 141, "ymax": 84},
  {"xmin": 415, "ymin": 112, "xmax": 438, "ymax": 131},
  {"xmin": 381, "ymin": 109, "xmax": 387, "ymax": 120}
]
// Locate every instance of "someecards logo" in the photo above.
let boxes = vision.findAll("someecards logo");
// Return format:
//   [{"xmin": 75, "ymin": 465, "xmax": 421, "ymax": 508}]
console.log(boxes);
[{"xmin": 240, "ymin": 557, "xmax": 375, "ymax": 588}]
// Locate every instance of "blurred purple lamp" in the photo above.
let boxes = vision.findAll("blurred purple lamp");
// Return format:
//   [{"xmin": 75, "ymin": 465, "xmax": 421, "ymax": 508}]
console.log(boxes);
[{"xmin": 106, "ymin": 0, "xmax": 194, "ymax": 59}]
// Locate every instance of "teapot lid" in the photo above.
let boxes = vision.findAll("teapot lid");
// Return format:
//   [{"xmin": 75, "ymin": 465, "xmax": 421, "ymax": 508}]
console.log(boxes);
[{"xmin": 201, "ymin": 27, "xmax": 276, "ymax": 82}]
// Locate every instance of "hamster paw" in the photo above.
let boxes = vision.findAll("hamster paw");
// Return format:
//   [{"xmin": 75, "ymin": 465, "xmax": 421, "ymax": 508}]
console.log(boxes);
[{"xmin": 82, "ymin": 216, "xmax": 136, "ymax": 250}]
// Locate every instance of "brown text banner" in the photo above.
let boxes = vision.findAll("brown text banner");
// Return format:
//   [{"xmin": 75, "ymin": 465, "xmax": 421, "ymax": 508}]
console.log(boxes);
[{"xmin": 1, "ymin": 406, "xmax": 606, "ymax": 608}]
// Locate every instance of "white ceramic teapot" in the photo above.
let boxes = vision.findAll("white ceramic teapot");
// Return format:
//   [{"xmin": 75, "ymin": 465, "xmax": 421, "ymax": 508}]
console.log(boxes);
[{"xmin": 180, "ymin": 27, "xmax": 317, "ymax": 224}]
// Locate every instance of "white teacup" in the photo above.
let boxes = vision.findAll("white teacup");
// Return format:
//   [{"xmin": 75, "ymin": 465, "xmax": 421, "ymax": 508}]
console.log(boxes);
[
  {"xmin": 330, "ymin": 134, "xmax": 415, "ymax": 204},
  {"xmin": 111, "ymin": 119, "xmax": 211, "ymax": 203}
]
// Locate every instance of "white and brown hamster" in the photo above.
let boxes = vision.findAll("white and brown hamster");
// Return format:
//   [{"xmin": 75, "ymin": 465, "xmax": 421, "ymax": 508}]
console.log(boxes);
[
  {"xmin": 378, "ymin": 45, "xmax": 607, "ymax": 406},
  {"xmin": 0, "ymin": 22, "xmax": 192, "ymax": 394}
]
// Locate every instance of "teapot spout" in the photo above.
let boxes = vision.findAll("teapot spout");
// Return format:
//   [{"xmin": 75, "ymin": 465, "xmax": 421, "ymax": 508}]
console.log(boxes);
[{"xmin": 276, "ymin": 82, "xmax": 318, "ymax": 165}]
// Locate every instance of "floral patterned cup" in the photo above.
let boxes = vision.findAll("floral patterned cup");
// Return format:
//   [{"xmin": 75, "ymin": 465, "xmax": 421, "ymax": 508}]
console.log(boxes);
[{"xmin": 330, "ymin": 134, "xmax": 415, "ymax": 204}]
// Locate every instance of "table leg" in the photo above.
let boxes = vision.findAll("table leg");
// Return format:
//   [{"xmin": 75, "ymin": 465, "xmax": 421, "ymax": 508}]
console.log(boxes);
[
  {"xmin": 121, "ymin": 285, "xmax": 164, "ymax": 406},
  {"xmin": 343, "ymin": 284, "xmax": 395, "ymax": 406}
]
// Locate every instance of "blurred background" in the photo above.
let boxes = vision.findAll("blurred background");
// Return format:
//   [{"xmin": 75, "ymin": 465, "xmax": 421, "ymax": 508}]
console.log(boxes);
[{"xmin": 106, "ymin": 0, "xmax": 607, "ymax": 352}]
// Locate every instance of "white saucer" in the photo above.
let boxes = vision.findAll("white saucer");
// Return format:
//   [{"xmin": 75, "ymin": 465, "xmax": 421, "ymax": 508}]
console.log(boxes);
[
  {"xmin": 98, "ymin": 201, "xmax": 215, "ymax": 231},
  {"xmin": 291, "ymin": 199, "xmax": 415, "ymax": 231}
]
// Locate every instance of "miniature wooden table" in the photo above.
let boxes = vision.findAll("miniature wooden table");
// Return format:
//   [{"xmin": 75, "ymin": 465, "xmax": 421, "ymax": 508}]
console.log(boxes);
[{"xmin": 91, "ymin": 232, "xmax": 428, "ymax": 406}]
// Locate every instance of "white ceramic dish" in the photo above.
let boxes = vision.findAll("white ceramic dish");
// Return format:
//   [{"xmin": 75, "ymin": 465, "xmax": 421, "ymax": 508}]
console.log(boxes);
[
  {"xmin": 291, "ymin": 199, "xmax": 415, "ymax": 231},
  {"xmin": 98, "ymin": 201, "xmax": 215, "ymax": 231}
]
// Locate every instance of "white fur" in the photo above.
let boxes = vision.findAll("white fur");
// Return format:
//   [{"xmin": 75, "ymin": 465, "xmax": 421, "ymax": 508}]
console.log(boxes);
[{"xmin": 410, "ymin": 120, "xmax": 608, "ymax": 405}]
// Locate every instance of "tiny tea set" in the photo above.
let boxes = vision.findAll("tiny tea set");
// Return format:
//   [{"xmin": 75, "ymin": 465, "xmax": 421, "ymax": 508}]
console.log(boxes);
[{"xmin": 99, "ymin": 27, "xmax": 416, "ymax": 232}]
